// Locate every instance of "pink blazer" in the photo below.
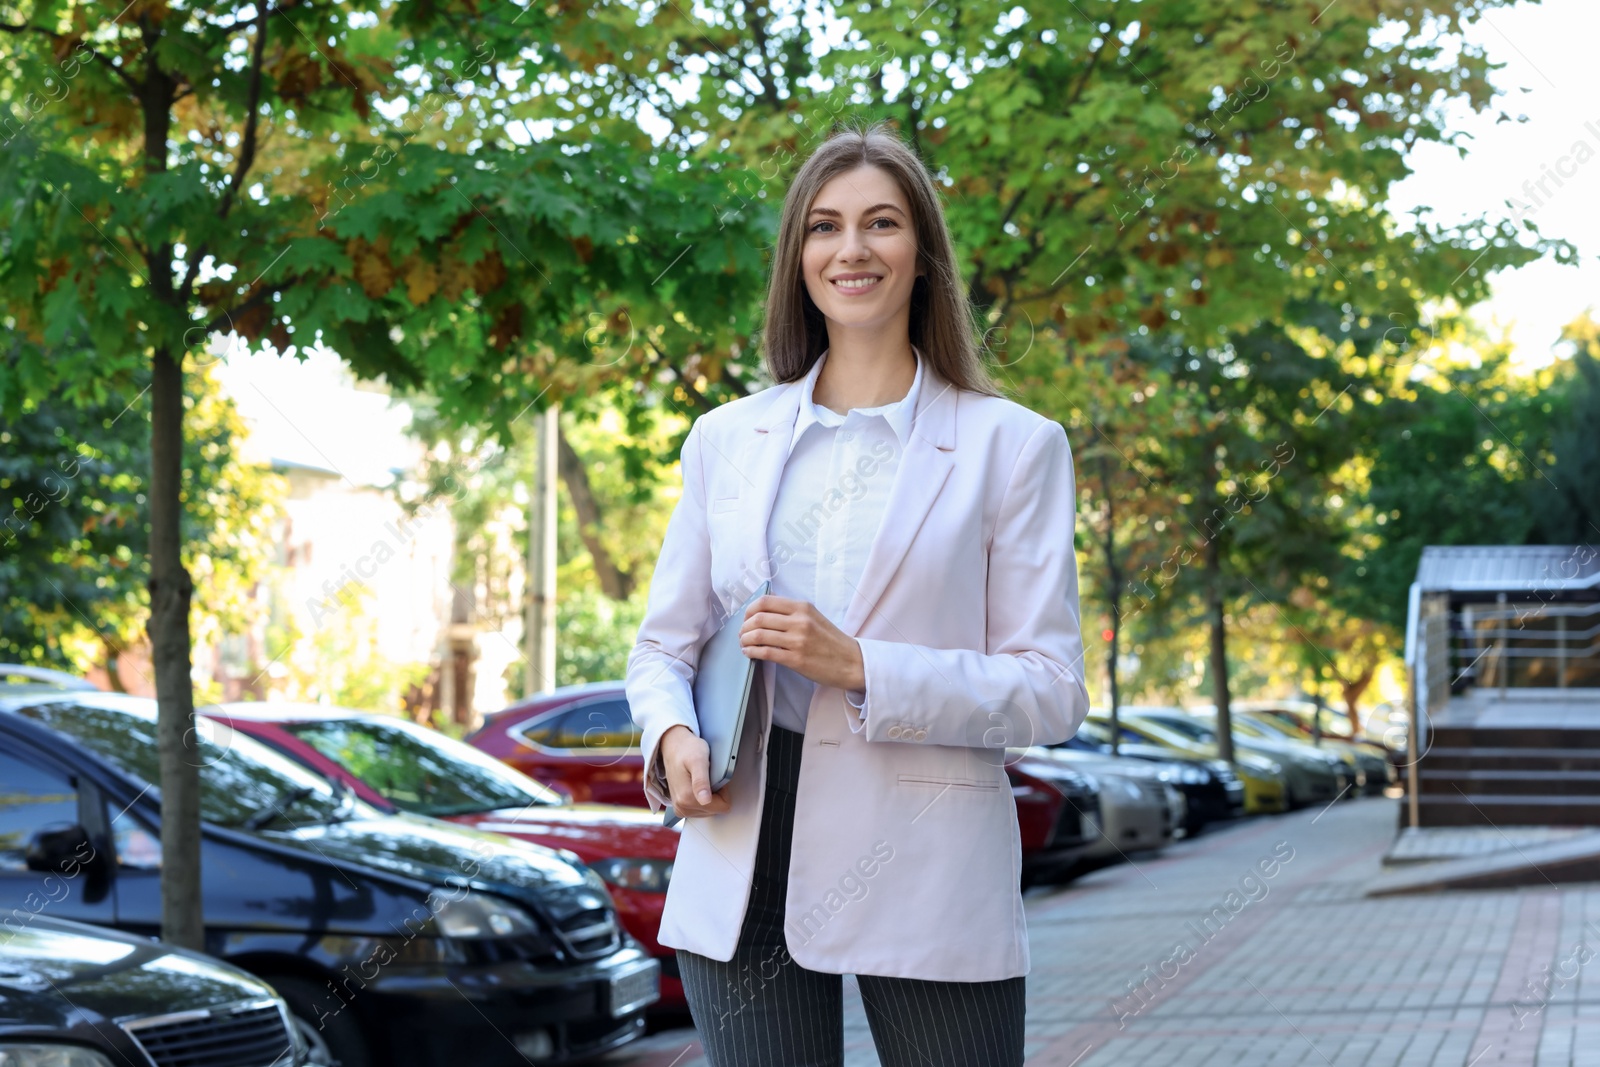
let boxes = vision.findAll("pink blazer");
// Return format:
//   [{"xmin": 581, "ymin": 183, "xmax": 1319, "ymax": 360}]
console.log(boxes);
[{"xmin": 624, "ymin": 360, "xmax": 1089, "ymax": 981}]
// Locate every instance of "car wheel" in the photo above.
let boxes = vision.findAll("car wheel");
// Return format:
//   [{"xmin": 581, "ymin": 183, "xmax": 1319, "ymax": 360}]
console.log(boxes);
[
  {"xmin": 266, "ymin": 974, "xmax": 372, "ymax": 1067},
  {"xmin": 1283, "ymin": 786, "xmax": 1298, "ymax": 811}
]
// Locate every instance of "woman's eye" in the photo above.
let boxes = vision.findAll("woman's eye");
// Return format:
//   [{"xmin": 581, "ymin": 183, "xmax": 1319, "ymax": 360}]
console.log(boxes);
[{"xmin": 808, "ymin": 219, "xmax": 897, "ymax": 233}]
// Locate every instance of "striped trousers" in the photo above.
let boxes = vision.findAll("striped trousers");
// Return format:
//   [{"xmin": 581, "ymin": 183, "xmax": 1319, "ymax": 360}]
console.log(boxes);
[{"xmin": 677, "ymin": 725, "xmax": 1026, "ymax": 1066}]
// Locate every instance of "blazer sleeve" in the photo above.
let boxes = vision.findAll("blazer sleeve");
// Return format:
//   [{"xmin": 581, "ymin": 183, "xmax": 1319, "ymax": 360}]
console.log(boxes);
[
  {"xmin": 849, "ymin": 418, "xmax": 1089, "ymax": 750},
  {"xmin": 625, "ymin": 420, "xmax": 721, "ymax": 813}
]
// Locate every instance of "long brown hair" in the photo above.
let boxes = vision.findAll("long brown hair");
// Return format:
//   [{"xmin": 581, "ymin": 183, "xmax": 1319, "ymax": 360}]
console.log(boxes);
[{"xmin": 761, "ymin": 120, "xmax": 1002, "ymax": 397}]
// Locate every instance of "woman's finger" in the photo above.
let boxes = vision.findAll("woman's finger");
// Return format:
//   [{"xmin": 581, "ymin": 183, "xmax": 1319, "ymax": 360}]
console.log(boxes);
[{"xmin": 742, "ymin": 626, "xmax": 800, "ymax": 650}]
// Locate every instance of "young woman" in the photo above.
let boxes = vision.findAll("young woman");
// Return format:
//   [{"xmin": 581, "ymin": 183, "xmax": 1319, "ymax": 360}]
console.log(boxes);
[{"xmin": 625, "ymin": 121, "xmax": 1089, "ymax": 1066}]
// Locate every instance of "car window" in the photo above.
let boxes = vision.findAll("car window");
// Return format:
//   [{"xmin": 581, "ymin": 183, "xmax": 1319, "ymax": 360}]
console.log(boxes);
[
  {"xmin": 1133, "ymin": 717, "xmax": 1217, "ymax": 746},
  {"xmin": 522, "ymin": 701, "xmax": 640, "ymax": 752},
  {"xmin": 0, "ymin": 755, "xmax": 77, "ymax": 871},
  {"xmin": 1241, "ymin": 716, "xmax": 1297, "ymax": 739},
  {"xmin": 286, "ymin": 718, "xmax": 560, "ymax": 817},
  {"xmin": 1075, "ymin": 720, "xmax": 1113, "ymax": 744},
  {"xmin": 15, "ymin": 700, "xmax": 346, "ymax": 831}
]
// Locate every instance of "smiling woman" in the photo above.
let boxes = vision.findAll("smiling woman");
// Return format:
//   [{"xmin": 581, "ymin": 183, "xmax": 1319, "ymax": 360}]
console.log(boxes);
[{"xmin": 627, "ymin": 120, "xmax": 1090, "ymax": 1067}]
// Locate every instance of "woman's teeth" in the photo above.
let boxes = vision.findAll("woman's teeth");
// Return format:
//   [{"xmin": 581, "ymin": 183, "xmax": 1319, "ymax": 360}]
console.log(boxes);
[{"xmin": 834, "ymin": 277, "xmax": 880, "ymax": 289}]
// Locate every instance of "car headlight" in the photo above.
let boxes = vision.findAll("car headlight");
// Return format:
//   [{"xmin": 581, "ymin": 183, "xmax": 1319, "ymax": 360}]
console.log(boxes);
[
  {"xmin": 1180, "ymin": 766, "xmax": 1207, "ymax": 785},
  {"xmin": 0, "ymin": 1047, "xmax": 116, "ymax": 1067},
  {"xmin": 428, "ymin": 890, "xmax": 540, "ymax": 938},
  {"xmin": 591, "ymin": 857, "xmax": 674, "ymax": 893}
]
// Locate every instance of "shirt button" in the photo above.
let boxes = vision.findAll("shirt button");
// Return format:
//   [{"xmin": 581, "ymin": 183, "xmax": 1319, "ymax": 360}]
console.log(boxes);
[
  {"xmin": 841, "ymin": 432, "xmax": 854, "ymax": 442},
  {"xmin": 825, "ymin": 552, "xmax": 837, "ymax": 563}
]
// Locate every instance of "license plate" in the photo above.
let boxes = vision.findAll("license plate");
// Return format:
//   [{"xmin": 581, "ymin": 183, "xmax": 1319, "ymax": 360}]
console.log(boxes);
[{"xmin": 608, "ymin": 960, "xmax": 660, "ymax": 1017}]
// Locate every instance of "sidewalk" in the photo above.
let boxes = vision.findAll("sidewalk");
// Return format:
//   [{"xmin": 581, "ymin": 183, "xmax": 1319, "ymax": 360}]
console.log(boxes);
[{"xmin": 604, "ymin": 797, "xmax": 1600, "ymax": 1066}]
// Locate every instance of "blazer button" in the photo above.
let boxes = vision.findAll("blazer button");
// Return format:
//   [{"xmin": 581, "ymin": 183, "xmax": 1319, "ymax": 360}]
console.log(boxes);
[
  {"xmin": 913, "ymin": 728, "xmax": 928, "ymax": 742},
  {"xmin": 887, "ymin": 725, "xmax": 904, "ymax": 739}
]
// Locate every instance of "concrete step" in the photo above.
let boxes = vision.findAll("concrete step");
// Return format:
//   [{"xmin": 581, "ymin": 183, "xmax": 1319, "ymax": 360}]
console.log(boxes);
[
  {"xmin": 1419, "ymin": 768, "xmax": 1600, "ymax": 795},
  {"xmin": 1429, "ymin": 726, "xmax": 1600, "ymax": 749},
  {"xmin": 1416, "ymin": 794, "xmax": 1600, "ymax": 827},
  {"xmin": 1421, "ymin": 746, "xmax": 1600, "ymax": 772},
  {"xmin": 1368, "ymin": 828, "xmax": 1600, "ymax": 895}
]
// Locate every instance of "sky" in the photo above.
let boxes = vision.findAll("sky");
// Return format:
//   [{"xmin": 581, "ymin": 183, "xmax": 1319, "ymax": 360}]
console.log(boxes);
[
  {"xmin": 1384, "ymin": 0, "xmax": 1599, "ymax": 367},
  {"xmin": 219, "ymin": 0, "xmax": 1597, "ymax": 475}
]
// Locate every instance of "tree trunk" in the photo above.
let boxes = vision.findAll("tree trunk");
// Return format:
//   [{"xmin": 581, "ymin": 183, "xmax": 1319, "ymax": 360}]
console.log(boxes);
[
  {"xmin": 1206, "ymin": 527, "xmax": 1233, "ymax": 764},
  {"xmin": 1098, "ymin": 453, "xmax": 1121, "ymax": 756},
  {"xmin": 1340, "ymin": 673, "xmax": 1373, "ymax": 736},
  {"xmin": 150, "ymin": 346, "xmax": 203, "ymax": 951},
  {"xmin": 555, "ymin": 423, "xmax": 632, "ymax": 601},
  {"xmin": 102, "ymin": 640, "xmax": 128, "ymax": 693},
  {"xmin": 142, "ymin": 57, "xmax": 203, "ymax": 952}
]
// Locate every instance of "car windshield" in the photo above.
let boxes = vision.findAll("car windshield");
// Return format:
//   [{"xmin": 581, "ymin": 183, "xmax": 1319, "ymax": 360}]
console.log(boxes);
[
  {"xmin": 285, "ymin": 717, "xmax": 562, "ymax": 817},
  {"xmin": 1136, "ymin": 716, "xmax": 1218, "ymax": 745},
  {"xmin": 16, "ymin": 698, "xmax": 348, "ymax": 830},
  {"xmin": 1075, "ymin": 720, "xmax": 1114, "ymax": 745},
  {"xmin": 1242, "ymin": 715, "xmax": 1308, "ymax": 741}
]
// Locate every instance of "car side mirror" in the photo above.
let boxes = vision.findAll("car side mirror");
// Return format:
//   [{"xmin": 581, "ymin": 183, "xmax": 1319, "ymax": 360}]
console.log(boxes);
[{"xmin": 25, "ymin": 823, "xmax": 97, "ymax": 875}]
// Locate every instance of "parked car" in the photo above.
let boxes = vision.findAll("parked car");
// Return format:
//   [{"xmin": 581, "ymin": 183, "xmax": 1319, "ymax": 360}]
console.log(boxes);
[
  {"xmin": 0, "ymin": 662, "xmax": 100, "ymax": 695},
  {"xmin": 468, "ymin": 682, "xmax": 647, "ymax": 807},
  {"xmin": 1007, "ymin": 759, "xmax": 1101, "ymax": 888},
  {"xmin": 1019, "ymin": 749, "xmax": 1175, "ymax": 866},
  {"xmin": 1062, "ymin": 720, "xmax": 1245, "ymax": 833},
  {"xmin": 0, "ymin": 914, "xmax": 308, "ymax": 1067},
  {"xmin": 1126, "ymin": 708, "xmax": 1351, "ymax": 808},
  {"xmin": 1086, "ymin": 710, "xmax": 1290, "ymax": 814},
  {"xmin": 200, "ymin": 701, "xmax": 686, "ymax": 1011},
  {"xmin": 1231, "ymin": 709, "xmax": 1395, "ymax": 796},
  {"xmin": 472, "ymin": 681, "xmax": 1107, "ymax": 878},
  {"xmin": 1227, "ymin": 699, "xmax": 1406, "ymax": 787},
  {"xmin": 0, "ymin": 691, "xmax": 659, "ymax": 1067}
]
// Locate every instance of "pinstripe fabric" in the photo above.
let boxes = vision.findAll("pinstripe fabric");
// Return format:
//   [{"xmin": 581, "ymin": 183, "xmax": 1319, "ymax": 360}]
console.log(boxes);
[{"xmin": 678, "ymin": 725, "xmax": 1025, "ymax": 1066}]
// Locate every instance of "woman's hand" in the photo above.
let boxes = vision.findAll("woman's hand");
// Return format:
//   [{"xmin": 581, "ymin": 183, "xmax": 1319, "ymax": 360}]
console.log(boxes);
[
  {"xmin": 660, "ymin": 724, "xmax": 732, "ymax": 817},
  {"xmin": 739, "ymin": 595, "xmax": 867, "ymax": 692}
]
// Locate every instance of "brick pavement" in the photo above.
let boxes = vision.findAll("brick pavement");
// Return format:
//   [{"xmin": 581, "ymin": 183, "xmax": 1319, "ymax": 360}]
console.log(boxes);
[{"xmin": 601, "ymin": 797, "xmax": 1600, "ymax": 1066}]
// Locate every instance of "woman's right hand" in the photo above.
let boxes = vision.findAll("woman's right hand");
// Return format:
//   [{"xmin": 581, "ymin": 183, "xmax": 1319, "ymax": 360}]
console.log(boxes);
[{"xmin": 660, "ymin": 724, "xmax": 733, "ymax": 817}]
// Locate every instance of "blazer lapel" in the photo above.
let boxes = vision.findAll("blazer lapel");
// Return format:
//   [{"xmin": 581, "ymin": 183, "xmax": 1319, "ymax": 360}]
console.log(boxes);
[
  {"xmin": 840, "ymin": 370, "xmax": 957, "ymax": 637},
  {"xmin": 735, "ymin": 363, "xmax": 960, "ymax": 640},
  {"xmin": 735, "ymin": 379, "xmax": 804, "ymax": 610}
]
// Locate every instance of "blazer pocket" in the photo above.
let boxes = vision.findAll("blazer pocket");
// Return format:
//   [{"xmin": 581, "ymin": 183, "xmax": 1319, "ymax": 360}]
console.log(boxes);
[
  {"xmin": 897, "ymin": 773, "xmax": 1001, "ymax": 792},
  {"xmin": 711, "ymin": 494, "xmax": 740, "ymax": 514}
]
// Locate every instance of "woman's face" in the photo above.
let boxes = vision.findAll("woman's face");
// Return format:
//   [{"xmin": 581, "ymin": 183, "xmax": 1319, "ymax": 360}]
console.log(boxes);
[{"xmin": 800, "ymin": 164, "xmax": 922, "ymax": 333}]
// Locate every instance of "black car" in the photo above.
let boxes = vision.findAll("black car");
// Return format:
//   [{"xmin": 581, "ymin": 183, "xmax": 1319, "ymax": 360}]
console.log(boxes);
[
  {"xmin": 0, "ymin": 692, "xmax": 658, "ymax": 1067},
  {"xmin": 1060, "ymin": 722, "xmax": 1246, "ymax": 833},
  {"xmin": 0, "ymin": 914, "xmax": 307, "ymax": 1067}
]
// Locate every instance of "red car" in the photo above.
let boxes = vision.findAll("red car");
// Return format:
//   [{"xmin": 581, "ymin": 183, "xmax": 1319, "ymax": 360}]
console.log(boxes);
[
  {"xmin": 469, "ymin": 682, "xmax": 1105, "ymax": 886},
  {"xmin": 466, "ymin": 682, "xmax": 651, "ymax": 807},
  {"xmin": 200, "ymin": 701, "xmax": 687, "ymax": 1010}
]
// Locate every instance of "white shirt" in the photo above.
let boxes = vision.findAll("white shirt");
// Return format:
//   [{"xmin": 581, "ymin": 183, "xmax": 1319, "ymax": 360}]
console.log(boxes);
[{"xmin": 764, "ymin": 345, "xmax": 924, "ymax": 734}]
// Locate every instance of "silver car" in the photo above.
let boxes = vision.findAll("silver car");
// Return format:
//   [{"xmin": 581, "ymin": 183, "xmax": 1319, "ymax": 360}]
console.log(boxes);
[{"xmin": 1022, "ymin": 747, "xmax": 1177, "ymax": 860}]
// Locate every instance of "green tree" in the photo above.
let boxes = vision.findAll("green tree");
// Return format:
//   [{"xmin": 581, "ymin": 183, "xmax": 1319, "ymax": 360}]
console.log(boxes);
[
  {"xmin": 0, "ymin": 0, "xmax": 770, "ymax": 947},
  {"xmin": 1535, "ymin": 314, "xmax": 1600, "ymax": 545},
  {"xmin": 0, "ymin": 357, "xmax": 282, "ymax": 686}
]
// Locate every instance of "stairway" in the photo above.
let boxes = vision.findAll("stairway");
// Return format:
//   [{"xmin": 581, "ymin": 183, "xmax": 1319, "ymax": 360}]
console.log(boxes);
[{"xmin": 1417, "ymin": 724, "xmax": 1600, "ymax": 826}]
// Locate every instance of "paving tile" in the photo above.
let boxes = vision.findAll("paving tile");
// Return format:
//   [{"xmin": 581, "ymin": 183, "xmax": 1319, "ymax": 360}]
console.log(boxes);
[{"xmin": 603, "ymin": 797, "xmax": 1600, "ymax": 1067}]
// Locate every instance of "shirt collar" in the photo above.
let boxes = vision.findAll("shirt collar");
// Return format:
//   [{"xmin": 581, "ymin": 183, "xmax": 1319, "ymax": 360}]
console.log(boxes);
[{"xmin": 788, "ymin": 345, "xmax": 925, "ymax": 456}]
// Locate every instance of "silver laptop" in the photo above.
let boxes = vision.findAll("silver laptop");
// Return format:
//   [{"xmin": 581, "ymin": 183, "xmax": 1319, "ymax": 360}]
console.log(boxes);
[{"xmin": 662, "ymin": 580, "xmax": 770, "ymax": 828}]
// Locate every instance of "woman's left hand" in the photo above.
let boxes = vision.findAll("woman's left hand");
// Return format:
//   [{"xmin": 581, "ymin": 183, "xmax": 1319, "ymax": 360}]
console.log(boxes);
[{"xmin": 739, "ymin": 595, "xmax": 866, "ymax": 692}]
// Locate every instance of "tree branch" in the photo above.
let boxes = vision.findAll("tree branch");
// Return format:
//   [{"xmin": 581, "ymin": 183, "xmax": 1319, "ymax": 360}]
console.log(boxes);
[
  {"xmin": 555, "ymin": 423, "xmax": 634, "ymax": 601},
  {"xmin": 0, "ymin": 21, "xmax": 139, "ymax": 93},
  {"xmin": 182, "ymin": 2, "xmax": 270, "ymax": 299}
]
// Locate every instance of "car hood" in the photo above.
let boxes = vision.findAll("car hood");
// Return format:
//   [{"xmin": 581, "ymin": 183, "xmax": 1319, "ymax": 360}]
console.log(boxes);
[
  {"xmin": 1028, "ymin": 747, "xmax": 1165, "ymax": 780},
  {"xmin": 0, "ymin": 917, "xmax": 274, "ymax": 1030},
  {"xmin": 448, "ymin": 804, "xmax": 679, "ymax": 862},
  {"xmin": 262, "ymin": 811, "xmax": 594, "ymax": 896}
]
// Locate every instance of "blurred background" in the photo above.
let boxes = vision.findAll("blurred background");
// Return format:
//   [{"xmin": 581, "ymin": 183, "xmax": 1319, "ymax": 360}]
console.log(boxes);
[{"xmin": 4, "ymin": 0, "xmax": 1595, "ymax": 740}]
